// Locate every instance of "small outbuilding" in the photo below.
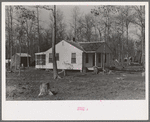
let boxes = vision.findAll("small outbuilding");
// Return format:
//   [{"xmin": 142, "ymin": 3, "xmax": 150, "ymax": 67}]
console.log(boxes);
[{"xmin": 11, "ymin": 53, "xmax": 31, "ymax": 69}]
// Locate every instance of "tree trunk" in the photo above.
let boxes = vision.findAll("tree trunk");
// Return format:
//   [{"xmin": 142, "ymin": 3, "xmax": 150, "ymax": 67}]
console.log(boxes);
[
  {"xmin": 141, "ymin": 26, "xmax": 145, "ymax": 68},
  {"xmin": 121, "ymin": 15, "xmax": 124, "ymax": 67},
  {"xmin": 103, "ymin": 23, "xmax": 107, "ymax": 70},
  {"xmin": 19, "ymin": 37, "xmax": 21, "ymax": 76},
  {"xmin": 37, "ymin": 6, "xmax": 40, "ymax": 52},
  {"xmin": 27, "ymin": 40, "xmax": 29, "ymax": 68},
  {"xmin": 75, "ymin": 16, "xmax": 76, "ymax": 40},
  {"xmin": 10, "ymin": 6, "xmax": 13, "ymax": 58},
  {"xmin": 7, "ymin": 7, "xmax": 11, "ymax": 70},
  {"xmin": 126, "ymin": 22, "xmax": 129, "ymax": 66},
  {"xmin": 52, "ymin": 5, "xmax": 58, "ymax": 79}
]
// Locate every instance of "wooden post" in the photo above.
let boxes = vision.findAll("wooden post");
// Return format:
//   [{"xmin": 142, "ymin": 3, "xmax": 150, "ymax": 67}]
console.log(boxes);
[
  {"xmin": 82, "ymin": 52, "xmax": 85, "ymax": 72},
  {"xmin": 109, "ymin": 53, "xmax": 110, "ymax": 66},
  {"xmin": 101, "ymin": 53, "xmax": 103, "ymax": 67},
  {"xmin": 95, "ymin": 53, "xmax": 97, "ymax": 66},
  {"xmin": 64, "ymin": 69, "xmax": 66, "ymax": 76},
  {"xmin": 15, "ymin": 54, "xmax": 16, "ymax": 70}
]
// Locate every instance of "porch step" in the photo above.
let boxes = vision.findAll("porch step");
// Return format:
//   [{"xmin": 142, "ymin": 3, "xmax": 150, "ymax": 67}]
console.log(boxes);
[
  {"xmin": 88, "ymin": 67, "xmax": 103, "ymax": 71},
  {"xmin": 88, "ymin": 67, "xmax": 94, "ymax": 70}
]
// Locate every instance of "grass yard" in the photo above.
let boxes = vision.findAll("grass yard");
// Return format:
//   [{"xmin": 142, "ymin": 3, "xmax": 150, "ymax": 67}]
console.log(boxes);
[{"xmin": 6, "ymin": 67, "xmax": 145, "ymax": 100}]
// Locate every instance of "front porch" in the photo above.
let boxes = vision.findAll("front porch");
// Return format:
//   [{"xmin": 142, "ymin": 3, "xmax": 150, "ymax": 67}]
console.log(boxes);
[{"xmin": 83, "ymin": 52, "xmax": 112, "ymax": 71}]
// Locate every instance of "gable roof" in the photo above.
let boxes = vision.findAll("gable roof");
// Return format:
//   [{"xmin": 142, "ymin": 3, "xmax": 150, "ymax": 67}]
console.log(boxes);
[
  {"xmin": 65, "ymin": 40, "xmax": 85, "ymax": 52},
  {"xmin": 35, "ymin": 40, "xmax": 111, "ymax": 54},
  {"xmin": 79, "ymin": 41, "xmax": 105, "ymax": 52},
  {"xmin": 16, "ymin": 53, "xmax": 31, "ymax": 57}
]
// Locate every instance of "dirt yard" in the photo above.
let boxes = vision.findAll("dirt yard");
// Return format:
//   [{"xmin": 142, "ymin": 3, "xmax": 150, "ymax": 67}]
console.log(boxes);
[{"xmin": 6, "ymin": 67, "xmax": 145, "ymax": 100}]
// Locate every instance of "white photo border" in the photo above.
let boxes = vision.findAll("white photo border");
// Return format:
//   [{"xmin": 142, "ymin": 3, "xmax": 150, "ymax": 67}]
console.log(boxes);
[{"xmin": 2, "ymin": 2, "xmax": 149, "ymax": 120}]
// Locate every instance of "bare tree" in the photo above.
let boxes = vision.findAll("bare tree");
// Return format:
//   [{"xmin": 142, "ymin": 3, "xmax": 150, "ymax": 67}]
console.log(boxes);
[
  {"xmin": 133, "ymin": 6, "xmax": 145, "ymax": 67},
  {"xmin": 71, "ymin": 6, "xmax": 80, "ymax": 41},
  {"xmin": 42, "ymin": 5, "xmax": 60, "ymax": 79},
  {"xmin": 91, "ymin": 5, "xmax": 116, "ymax": 69},
  {"xmin": 121, "ymin": 6, "xmax": 136, "ymax": 66},
  {"xmin": 114, "ymin": 6, "xmax": 126, "ymax": 66},
  {"xmin": 36, "ymin": 6, "xmax": 41, "ymax": 52},
  {"xmin": 5, "ymin": 6, "xmax": 14, "ymax": 70},
  {"xmin": 82, "ymin": 13, "xmax": 94, "ymax": 42}
]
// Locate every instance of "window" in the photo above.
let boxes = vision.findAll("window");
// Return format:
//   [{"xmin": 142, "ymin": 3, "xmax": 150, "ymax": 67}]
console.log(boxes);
[
  {"xmin": 49, "ymin": 53, "xmax": 59, "ymax": 63},
  {"xmin": 36, "ymin": 54, "xmax": 46, "ymax": 65},
  {"xmin": 71, "ymin": 53, "xmax": 76, "ymax": 63},
  {"xmin": 86, "ymin": 53, "xmax": 88, "ymax": 63},
  {"xmin": 99, "ymin": 53, "xmax": 101, "ymax": 63},
  {"xmin": 49, "ymin": 53, "xmax": 52, "ymax": 63}
]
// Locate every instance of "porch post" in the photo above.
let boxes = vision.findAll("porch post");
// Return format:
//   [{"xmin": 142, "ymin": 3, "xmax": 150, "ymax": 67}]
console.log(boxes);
[
  {"xmin": 109, "ymin": 53, "xmax": 110, "ymax": 66},
  {"xmin": 82, "ymin": 52, "xmax": 85, "ymax": 72},
  {"xmin": 95, "ymin": 53, "xmax": 97, "ymax": 66},
  {"xmin": 101, "ymin": 53, "xmax": 102, "ymax": 67}
]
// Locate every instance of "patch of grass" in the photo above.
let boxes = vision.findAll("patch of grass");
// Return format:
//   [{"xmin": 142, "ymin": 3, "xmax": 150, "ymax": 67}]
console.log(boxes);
[{"xmin": 6, "ymin": 67, "xmax": 145, "ymax": 100}]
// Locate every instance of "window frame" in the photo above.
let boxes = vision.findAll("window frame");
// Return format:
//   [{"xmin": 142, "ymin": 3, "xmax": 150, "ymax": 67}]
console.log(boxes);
[
  {"xmin": 36, "ymin": 54, "xmax": 46, "ymax": 65},
  {"xmin": 49, "ymin": 53, "xmax": 53, "ymax": 63},
  {"xmin": 71, "ymin": 53, "xmax": 76, "ymax": 64}
]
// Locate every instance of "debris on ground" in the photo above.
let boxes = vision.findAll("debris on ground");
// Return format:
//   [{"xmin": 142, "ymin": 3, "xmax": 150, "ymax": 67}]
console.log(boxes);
[
  {"xmin": 122, "ymin": 74, "xmax": 126, "ymax": 77},
  {"xmin": 116, "ymin": 77, "xmax": 124, "ymax": 80}
]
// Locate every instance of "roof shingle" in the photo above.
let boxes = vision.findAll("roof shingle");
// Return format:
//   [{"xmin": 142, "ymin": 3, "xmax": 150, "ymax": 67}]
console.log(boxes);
[{"xmin": 79, "ymin": 42, "xmax": 104, "ymax": 52}]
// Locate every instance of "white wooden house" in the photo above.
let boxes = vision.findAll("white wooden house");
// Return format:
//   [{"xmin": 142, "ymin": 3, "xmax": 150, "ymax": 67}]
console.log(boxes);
[{"xmin": 35, "ymin": 40, "xmax": 113, "ymax": 71}]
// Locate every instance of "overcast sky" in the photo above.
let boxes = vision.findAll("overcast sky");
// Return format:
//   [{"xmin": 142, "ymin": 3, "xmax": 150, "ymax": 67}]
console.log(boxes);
[
  {"xmin": 38, "ymin": 5, "xmax": 95, "ymax": 29},
  {"xmin": 35, "ymin": 5, "xmax": 139, "ymax": 40}
]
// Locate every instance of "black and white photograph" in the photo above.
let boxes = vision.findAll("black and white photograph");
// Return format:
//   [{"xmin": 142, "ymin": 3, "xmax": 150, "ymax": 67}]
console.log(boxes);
[{"xmin": 2, "ymin": 2, "xmax": 149, "ymax": 120}]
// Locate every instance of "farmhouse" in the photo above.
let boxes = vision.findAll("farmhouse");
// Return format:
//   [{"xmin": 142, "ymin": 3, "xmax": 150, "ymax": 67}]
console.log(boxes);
[
  {"xmin": 11, "ymin": 53, "xmax": 31, "ymax": 69},
  {"xmin": 35, "ymin": 40, "xmax": 113, "ymax": 71}
]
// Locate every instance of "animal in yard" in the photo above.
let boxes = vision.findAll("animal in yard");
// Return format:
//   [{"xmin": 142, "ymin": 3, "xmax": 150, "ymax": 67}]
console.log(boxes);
[{"xmin": 38, "ymin": 82, "xmax": 53, "ymax": 97}]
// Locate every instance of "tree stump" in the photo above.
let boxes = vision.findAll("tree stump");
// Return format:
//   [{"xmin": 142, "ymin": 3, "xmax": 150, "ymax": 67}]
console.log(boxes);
[
  {"xmin": 38, "ymin": 82, "xmax": 53, "ymax": 97},
  {"xmin": 93, "ymin": 66, "xmax": 99, "ymax": 74},
  {"xmin": 83, "ymin": 67, "xmax": 88, "ymax": 73}
]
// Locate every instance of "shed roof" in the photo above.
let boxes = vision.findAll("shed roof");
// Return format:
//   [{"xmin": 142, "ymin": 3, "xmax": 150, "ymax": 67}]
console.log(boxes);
[{"xmin": 16, "ymin": 53, "xmax": 31, "ymax": 57}]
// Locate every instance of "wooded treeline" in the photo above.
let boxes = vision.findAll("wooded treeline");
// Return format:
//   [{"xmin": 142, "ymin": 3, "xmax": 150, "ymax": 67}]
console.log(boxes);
[{"xmin": 5, "ymin": 5, "xmax": 145, "ymax": 66}]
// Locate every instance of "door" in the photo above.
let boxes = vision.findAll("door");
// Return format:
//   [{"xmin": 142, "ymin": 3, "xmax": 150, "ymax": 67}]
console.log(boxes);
[{"xmin": 21, "ymin": 57, "xmax": 27, "ymax": 67}]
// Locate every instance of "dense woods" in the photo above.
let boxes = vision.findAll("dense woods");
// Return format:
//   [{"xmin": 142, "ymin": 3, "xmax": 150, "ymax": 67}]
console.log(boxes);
[{"xmin": 5, "ymin": 5, "xmax": 145, "ymax": 67}]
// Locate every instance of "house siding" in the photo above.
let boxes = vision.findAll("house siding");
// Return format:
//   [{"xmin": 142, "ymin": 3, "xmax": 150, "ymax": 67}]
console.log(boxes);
[
  {"xmin": 36, "ymin": 40, "xmax": 83, "ymax": 70},
  {"xmin": 35, "ymin": 40, "xmax": 113, "ymax": 70}
]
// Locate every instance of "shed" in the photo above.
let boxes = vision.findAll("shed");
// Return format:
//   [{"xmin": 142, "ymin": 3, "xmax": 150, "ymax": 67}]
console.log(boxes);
[{"xmin": 11, "ymin": 53, "xmax": 31, "ymax": 69}]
